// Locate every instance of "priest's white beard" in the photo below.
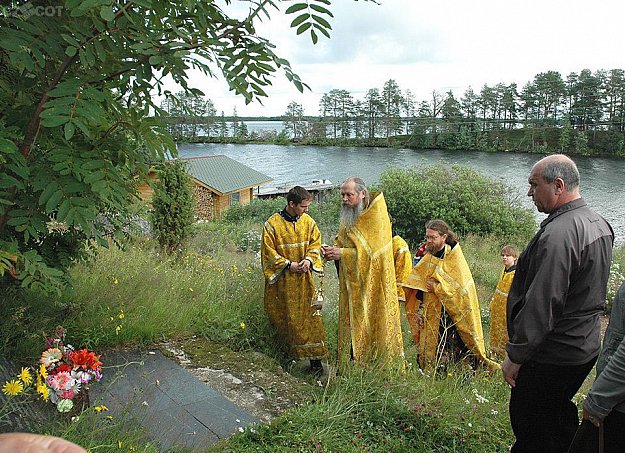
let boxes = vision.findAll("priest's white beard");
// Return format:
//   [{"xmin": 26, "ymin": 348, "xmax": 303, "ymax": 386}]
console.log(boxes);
[{"xmin": 340, "ymin": 200, "xmax": 364, "ymax": 229}]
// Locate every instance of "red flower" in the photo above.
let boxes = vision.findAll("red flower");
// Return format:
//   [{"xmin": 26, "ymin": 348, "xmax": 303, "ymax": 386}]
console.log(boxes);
[
  {"xmin": 51, "ymin": 363, "xmax": 72, "ymax": 375},
  {"xmin": 60, "ymin": 389, "xmax": 76, "ymax": 400},
  {"xmin": 69, "ymin": 349, "xmax": 91, "ymax": 369},
  {"xmin": 87, "ymin": 353, "xmax": 102, "ymax": 371}
]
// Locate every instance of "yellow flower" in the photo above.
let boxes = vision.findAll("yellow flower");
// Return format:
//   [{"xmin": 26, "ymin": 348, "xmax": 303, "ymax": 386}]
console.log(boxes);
[
  {"xmin": 36, "ymin": 382, "xmax": 49, "ymax": 401},
  {"xmin": 240, "ymin": 322, "xmax": 246, "ymax": 330},
  {"xmin": 39, "ymin": 364, "xmax": 47, "ymax": 379},
  {"xmin": 2, "ymin": 379, "xmax": 24, "ymax": 397},
  {"xmin": 115, "ymin": 325, "xmax": 122, "ymax": 335},
  {"xmin": 118, "ymin": 310, "xmax": 124, "ymax": 319},
  {"xmin": 19, "ymin": 367, "xmax": 33, "ymax": 385},
  {"xmin": 189, "ymin": 287, "xmax": 194, "ymax": 292},
  {"xmin": 114, "ymin": 277, "xmax": 119, "ymax": 285},
  {"xmin": 94, "ymin": 405, "xmax": 109, "ymax": 412},
  {"xmin": 118, "ymin": 440, "xmax": 123, "ymax": 449}
]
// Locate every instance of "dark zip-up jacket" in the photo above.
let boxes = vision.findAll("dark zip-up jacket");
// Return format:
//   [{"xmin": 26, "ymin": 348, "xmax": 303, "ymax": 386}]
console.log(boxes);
[
  {"xmin": 506, "ymin": 198, "xmax": 614, "ymax": 365},
  {"xmin": 584, "ymin": 282, "xmax": 625, "ymax": 420}
]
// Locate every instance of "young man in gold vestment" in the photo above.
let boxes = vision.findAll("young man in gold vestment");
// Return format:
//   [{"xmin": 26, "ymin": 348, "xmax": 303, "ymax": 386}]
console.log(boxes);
[
  {"xmin": 488, "ymin": 245, "xmax": 518, "ymax": 360},
  {"xmin": 261, "ymin": 186, "xmax": 327, "ymax": 374}
]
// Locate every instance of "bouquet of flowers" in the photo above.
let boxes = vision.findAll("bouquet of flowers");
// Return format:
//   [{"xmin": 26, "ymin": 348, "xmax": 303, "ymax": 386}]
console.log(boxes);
[{"xmin": 37, "ymin": 327, "xmax": 103, "ymax": 413}]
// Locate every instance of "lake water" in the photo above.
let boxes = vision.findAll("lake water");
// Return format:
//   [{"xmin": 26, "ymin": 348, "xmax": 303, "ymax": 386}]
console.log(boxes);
[{"xmin": 178, "ymin": 143, "xmax": 625, "ymax": 245}]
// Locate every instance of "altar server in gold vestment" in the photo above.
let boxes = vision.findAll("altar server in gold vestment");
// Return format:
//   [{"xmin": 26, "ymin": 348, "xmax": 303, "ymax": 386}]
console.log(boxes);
[
  {"xmin": 403, "ymin": 219, "xmax": 497, "ymax": 370},
  {"xmin": 322, "ymin": 177, "xmax": 404, "ymax": 369},
  {"xmin": 262, "ymin": 186, "xmax": 327, "ymax": 373},
  {"xmin": 488, "ymin": 245, "xmax": 518, "ymax": 359}
]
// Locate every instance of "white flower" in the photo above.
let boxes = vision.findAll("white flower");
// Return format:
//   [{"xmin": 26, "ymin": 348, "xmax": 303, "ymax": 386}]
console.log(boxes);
[
  {"xmin": 472, "ymin": 388, "xmax": 489, "ymax": 404},
  {"xmin": 56, "ymin": 398, "xmax": 74, "ymax": 413},
  {"xmin": 491, "ymin": 409, "xmax": 499, "ymax": 415}
]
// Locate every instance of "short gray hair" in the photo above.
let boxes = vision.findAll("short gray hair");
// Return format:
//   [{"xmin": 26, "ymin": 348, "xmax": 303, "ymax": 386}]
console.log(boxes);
[{"xmin": 540, "ymin": 155, "xmax": 580, "ymax": 190}]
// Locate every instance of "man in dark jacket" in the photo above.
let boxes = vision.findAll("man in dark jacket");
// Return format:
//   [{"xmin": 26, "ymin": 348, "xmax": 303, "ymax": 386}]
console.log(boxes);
[
  {"xmin": 502, "ymin": 154, "xmax": 614, "ymax": 453},
  {"xmin": 567, "ymin": 281, "xmax": 625, "ymax": 453}
]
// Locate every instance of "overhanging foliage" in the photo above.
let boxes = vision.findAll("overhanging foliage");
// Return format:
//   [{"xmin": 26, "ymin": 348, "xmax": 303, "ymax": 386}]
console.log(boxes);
[{"xmin": 0, "ymin": 0, "xmax": 373, "ymax": 292}]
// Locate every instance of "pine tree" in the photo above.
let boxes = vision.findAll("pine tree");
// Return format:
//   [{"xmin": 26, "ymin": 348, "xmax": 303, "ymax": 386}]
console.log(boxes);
[{"xmin": 150, "ymin": 161, "xmax": 195, "ymax": 255}]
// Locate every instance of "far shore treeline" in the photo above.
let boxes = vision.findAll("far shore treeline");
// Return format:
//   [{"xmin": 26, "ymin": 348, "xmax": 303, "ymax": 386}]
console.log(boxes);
[{"xmin": 163, "ymin": 69, "xmax": 625, "ymax": 157}]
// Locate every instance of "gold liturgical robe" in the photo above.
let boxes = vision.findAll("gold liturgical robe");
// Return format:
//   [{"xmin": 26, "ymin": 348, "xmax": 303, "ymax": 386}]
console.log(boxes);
[
  {"xmin": 335, "ymin": 192, "xmax": 404, "ymax": 367},
  {"xmin": 393, "ymin": 235, "xmax": 412, "ymax": 302},
  {"xmin": 488, "ymin": 267, "xmax": 516, "ymax": 359},
  {"xmin": 403, "ymin": 243, "xmax": 498, "ymax": 370},
  {"xmin": 262, "ymin": 212, "xmax": 327, "ymax": 360}
]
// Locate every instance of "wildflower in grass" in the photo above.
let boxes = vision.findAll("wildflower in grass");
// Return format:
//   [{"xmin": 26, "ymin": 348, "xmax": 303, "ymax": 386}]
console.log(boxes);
[
  {"xmin": 19, "ymin": 367, "xmax": 33, "ymax": 385},
  {"xmin": 40, "ymin": 348, "xmax": 62, "ymax": 366},
  {"xmin": 114, "ymin": 277, "xmax": 119, "ymax": 285},
  {"xmin": 116, "ymin": 325, "xmax": 122, "ymax": 335},
  {"xmin": 2, "ymin": 379, "xmax": 24, "ymax": 396},
  {"xmin": 118, "ymin": 310, "xmax": 124, "ymax": 320},
  {"xmin": 118, "ymin": 440, "xmax": 123, "ymax": 449},
  {"xmin": 189, "ymin": 287, "xmax": 194, "ymax": 292},
  {"xmin": 240, "ymin": 322, "xmax": 246, "ymax": 330},
  {"xmin": 472, "ymin": 388, "xmax": 489, "ymax": 403},
  {"xmin": 94, "ymin": 405, "xmax": 109, "ymax": 412},
  {"xmin": 491, "ymin": 409, "xmax": 499, "ymax": 415}
]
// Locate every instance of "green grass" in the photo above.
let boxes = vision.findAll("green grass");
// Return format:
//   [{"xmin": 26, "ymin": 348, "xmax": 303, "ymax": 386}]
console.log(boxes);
[
  {"xmin": 1, "ymin": 217, "xmax": 624, "ymax": 452},
  {"xmin": 210, "ymin": 364, "xmax": 512, "ymax": 452}
]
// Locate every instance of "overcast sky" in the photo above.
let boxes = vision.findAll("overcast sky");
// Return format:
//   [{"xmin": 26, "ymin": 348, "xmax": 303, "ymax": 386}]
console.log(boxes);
[{"xmin": 169, "ymin": 0, "xmax": 625, "ymax": 117}]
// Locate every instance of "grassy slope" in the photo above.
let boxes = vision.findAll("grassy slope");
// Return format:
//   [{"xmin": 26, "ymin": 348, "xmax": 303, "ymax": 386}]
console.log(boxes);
[{"xmin": 1, "ymin": 220, "xmax": 623, "ymax": 452}]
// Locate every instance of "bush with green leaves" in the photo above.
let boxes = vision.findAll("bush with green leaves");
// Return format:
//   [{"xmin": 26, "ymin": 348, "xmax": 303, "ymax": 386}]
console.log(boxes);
[
  {"xmin": 223, "ymin": 197, "xmax": 285, "ymax": 224},
  {"xmin": 378, "ymin": 165, "xmax": 536, "ymax": 248},
  {"xmin": 0, "ymin": 0, "xmax": 368, "ymax": 293},
  {"xmin": 149, "ymin": 161, "xmax": 195, "ymax": 255},
  {"xmin": 222, "ymin": 192, "xmax": 341, "ymax": 239}
]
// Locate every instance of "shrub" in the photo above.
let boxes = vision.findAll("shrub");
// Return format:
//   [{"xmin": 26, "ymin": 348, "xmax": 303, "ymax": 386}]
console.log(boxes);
[
  {"xmin": 222, "ymin": 197, "xmax": 285, "ymax": 224},
  {"xmin": 377, "ymin": 165, "xmax": 536, "ymax": 248},
  {"xmin": 149, "ymin": 161, "xmax": 195, "ymax": 254},
  {"xmin": 222, "ymin": 192, "xmax": 342, "ymax": 240}
]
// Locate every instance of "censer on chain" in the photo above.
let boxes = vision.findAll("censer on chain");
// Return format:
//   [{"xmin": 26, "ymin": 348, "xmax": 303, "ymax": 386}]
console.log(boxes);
[{"xmin": 311, "ymin": 250, "xmax": 326, "ymax": 317}]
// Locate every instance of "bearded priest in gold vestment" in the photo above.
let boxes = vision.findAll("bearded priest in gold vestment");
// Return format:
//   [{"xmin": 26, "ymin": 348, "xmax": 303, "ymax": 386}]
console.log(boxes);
[
  {"xmin": 322, "ymin": 177, "xmax": 404, "ymax": 369},
  {"xmin": 403, "ymin": 219, "xmax": 498, "ymax": 371},
  {"xmin": 262, "ymin": 186, "xmax": 327, "ymax": 373}
]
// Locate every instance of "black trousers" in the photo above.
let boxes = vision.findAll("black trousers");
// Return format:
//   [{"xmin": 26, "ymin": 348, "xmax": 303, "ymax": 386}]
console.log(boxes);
[
  {"xmin": 567, "ymin": 410, "xmax": 625, "ymax": 453},
  {"xmin": 509, "ymin": 357, "xmax": 597, "ymax": 453}
]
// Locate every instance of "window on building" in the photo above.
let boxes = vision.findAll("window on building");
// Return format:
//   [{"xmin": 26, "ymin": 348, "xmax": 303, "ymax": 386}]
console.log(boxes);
[{"xmin": 230, "ymin": 191, "xmax": 240, "ymax": 205}]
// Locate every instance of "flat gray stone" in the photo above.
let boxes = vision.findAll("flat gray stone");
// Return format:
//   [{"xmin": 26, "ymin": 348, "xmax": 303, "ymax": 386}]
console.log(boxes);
[{"xmin": 90, "ymin": 349, "xmax": 258, "ymax": 450}]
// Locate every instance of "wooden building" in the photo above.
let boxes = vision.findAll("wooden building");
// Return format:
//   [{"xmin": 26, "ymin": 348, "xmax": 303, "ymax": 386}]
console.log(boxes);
[{"xmin": 138, "ymin": 155, "xmax": 272, "ymax": 220}]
